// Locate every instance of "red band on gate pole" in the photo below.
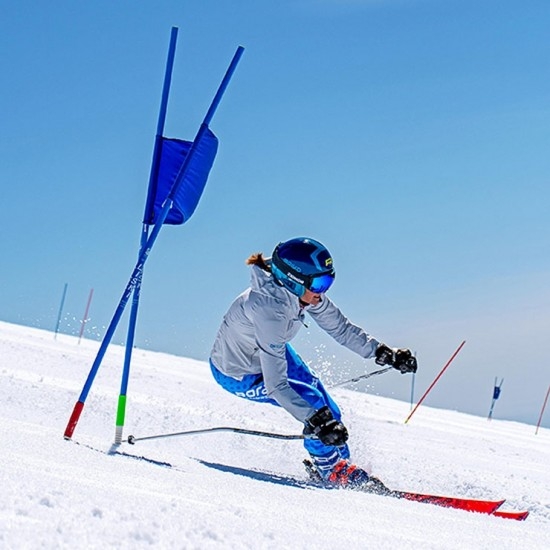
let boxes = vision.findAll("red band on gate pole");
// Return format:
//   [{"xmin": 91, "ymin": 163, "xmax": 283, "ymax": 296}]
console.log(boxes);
[
  {"xmin": 404, "ymin": 340, "xmax": 466, "ymax": 424},
  {"xmin": 63, "ymin": 401, "xmax": 84, "ymax": 440}
]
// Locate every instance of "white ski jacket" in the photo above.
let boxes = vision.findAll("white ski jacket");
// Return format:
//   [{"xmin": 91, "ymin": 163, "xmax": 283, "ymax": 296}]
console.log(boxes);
[{"xmin": 210, "ymin": 265, "xmax": 380, "ymax": 422}]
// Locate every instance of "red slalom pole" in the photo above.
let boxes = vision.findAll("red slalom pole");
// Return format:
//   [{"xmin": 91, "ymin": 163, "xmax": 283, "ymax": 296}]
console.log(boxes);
[
  {"xmin": 78, "ymin": 288, "xmax": 94, "ymax": 345},
  {"xmin": 535, "ymin": 384, "xmax": 550, "ymax": 435},
  {"xmin": 405, "ymin": 340, "xmax": 466, "ymax": 424}
]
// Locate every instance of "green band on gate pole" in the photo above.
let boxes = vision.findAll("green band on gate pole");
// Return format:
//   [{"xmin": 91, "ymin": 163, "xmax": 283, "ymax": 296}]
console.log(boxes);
[{"xmin": 116, "ymin": 394, "xmax": 127, "ymax": 426}]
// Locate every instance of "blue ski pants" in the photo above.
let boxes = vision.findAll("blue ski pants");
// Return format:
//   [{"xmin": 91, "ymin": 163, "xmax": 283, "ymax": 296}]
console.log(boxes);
[{"xmin": 210, "ymin": 344, "xmax": 350, "ymax": 461}]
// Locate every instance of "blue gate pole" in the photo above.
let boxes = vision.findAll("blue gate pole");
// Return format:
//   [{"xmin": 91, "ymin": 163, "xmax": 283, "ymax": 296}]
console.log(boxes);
[
  {"xmin": 487, "ymin": 377, "xmax": 503, "ymax": 421},
  {"xmin": 64, "ymin": 44, "xmax": 244, "ymax": 441},
  {"xmin": 410, "ymin": 371, "xmax": 416, "ymax": 410},
  {"xmin": 54, "ymin": 283, "xmax": 68, "ymax": 340},
  {"xmin": 115, "ymin": 26, "xmax": 179, "ymax": 445}
]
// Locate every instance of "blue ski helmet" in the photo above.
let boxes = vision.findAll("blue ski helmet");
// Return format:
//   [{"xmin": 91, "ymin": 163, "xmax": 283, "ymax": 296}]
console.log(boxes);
[{"xmin": 271, "ymin": 237, "xmax": 335, "ymax": 298}]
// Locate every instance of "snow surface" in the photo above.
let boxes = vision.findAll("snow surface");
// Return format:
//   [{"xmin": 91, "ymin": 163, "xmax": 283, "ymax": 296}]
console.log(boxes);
[{"xmin": 1, "ymin": 320, "xmax": 549, "ymax": 549}]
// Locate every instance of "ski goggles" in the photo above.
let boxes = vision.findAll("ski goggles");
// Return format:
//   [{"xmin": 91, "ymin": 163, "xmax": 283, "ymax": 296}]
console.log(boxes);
[{"xmin": 308, "ymin": 272, "xmax": 335, "ymax": 294}]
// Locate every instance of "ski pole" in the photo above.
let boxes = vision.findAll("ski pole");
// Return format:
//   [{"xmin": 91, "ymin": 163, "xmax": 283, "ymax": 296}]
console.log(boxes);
[
  {"xmin": 126, "ymin": 368, "xmax": 394, "ymax": 445},
  {"xmin": 126, "ymin": 426, "xmax": 305, "ymax": 444},
  {"xmin": 330, "ymin": 366, "xmax": 394, "ymax": 388}
]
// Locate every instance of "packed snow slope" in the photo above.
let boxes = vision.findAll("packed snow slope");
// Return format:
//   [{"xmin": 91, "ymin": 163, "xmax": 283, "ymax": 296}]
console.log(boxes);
[{"xmin": 1, "ymin": 320, "xmax": 549, "ymax": 549}]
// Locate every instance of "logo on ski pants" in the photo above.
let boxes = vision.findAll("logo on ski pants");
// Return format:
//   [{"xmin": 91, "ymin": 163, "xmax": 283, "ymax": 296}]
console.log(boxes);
[
  {"xmin": 235, "ymin": 384, "xmax": 269, "ymax": 400},
  {"xmin": 209, "ymin": 344, "xmax": 350, "ymax": 459}
]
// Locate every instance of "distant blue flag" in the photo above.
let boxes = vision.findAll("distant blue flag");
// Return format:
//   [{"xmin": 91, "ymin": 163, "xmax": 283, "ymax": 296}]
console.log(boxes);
[{"xmin": 144, "ymin": 127, "xmax": 218, "ymax": 225}]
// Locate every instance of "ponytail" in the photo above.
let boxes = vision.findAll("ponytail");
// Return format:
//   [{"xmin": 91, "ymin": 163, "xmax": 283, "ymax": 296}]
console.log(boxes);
[{"xmin": 246, "ymin": 253, "xmax": 271, "ymax": 272}]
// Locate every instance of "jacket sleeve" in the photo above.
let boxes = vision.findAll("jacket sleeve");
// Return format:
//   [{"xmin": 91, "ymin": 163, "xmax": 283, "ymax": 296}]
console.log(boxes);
[
  {"xmin": 307, "ymin": 297, "xmax": 380, "ymax": 359},
  {"xmin": 249, "ymin": 295, "xmax": 316, "ymax": 423}
]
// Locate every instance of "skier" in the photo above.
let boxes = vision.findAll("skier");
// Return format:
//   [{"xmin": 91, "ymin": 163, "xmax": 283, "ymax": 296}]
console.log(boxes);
[{"xmin": 209, "ymin": 237, "xmax": 417, "ymax": 488}]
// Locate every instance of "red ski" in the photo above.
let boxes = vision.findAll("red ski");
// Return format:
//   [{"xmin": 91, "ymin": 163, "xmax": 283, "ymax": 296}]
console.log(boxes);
[
  {"xmin": 391, "ymin": 490, "xmax": 528, "ymax": 520},
  {"xmin": 492, "ymin": 509, "xmax": 530, "ymax": 521},
  {"xmin": 302, "ymin": 460, "xmax": 529, "ymax": 520},
  {"xmin": 396, "ymin": 491, "xmax": 504, "ymax": 514}
]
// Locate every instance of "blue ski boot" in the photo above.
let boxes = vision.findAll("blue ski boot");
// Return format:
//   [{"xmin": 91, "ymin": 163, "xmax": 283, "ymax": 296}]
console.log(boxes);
[{"xmin": 304, "ymin": 458, "xmax": 391, "ymax": 494}]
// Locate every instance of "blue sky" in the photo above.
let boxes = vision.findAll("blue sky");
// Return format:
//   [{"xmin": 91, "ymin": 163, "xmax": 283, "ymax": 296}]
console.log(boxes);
[{"xmin": 1, "ymin": 0, "xmax": 549, "ymax": 427}]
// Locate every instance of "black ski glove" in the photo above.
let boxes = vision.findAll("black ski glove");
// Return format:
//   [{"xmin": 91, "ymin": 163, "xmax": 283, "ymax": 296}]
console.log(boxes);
[
  {"xmin": 375, "ymin": 344, "xmax": 418, "ymax": 374},
  {"xmin": 394, "ymin": 349, "xmax": 418, "ymax": 373},
  {"xmin": 303, "ymin": 406, "xmax": 349, "ymax": 447}
]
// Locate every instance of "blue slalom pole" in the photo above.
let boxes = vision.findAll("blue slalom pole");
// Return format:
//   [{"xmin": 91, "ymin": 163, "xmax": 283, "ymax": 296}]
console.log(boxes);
[
  {"xmin": 115, "ymin": 26, "xmax": 179, "ymax": 445},
  {"xmin": 410, "ymin": 371, "xmax": 416, "ymax": 411},
  {"xmin": 54, "ymin": 283, "xmax": 68, "ymax": 340},
  {"xmin": 64, "ymin": 44, "xmax": 244, "ymax": 440},
  {"xmin": 487, "ymin": 377, "xmax": 504, "ymax": 421}
]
